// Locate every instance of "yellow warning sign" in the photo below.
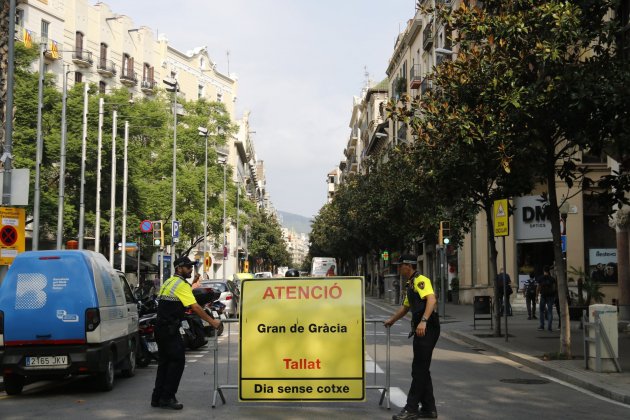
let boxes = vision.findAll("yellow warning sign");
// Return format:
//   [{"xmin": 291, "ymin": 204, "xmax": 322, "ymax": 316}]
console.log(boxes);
[
  {"xmin": 0, "ymin": 207, "xmax": 26, "ymax": 265},
  {"xmin": 493, "ymin": 199, "xmax": 509, "ymax": 237},
  {"xmin": 239, "ymin": 277, "xmax": 365, "ymax": 401}
]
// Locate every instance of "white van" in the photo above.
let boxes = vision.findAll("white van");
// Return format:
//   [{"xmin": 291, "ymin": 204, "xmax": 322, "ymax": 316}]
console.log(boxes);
[
  {"xmin": 0, "ymin": 250, "xmax": 139, "ymax": 394},
  {"xmin": 311, "ymin": 257, "xmax": 337, "ymax": 277}
]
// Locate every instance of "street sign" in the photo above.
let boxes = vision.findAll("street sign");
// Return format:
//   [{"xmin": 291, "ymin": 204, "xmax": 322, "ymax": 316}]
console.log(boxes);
[
  {"xmin": 0, "ymin": 169, "xmax": 30, "ymax": 205},
  {"xmin": 0, "ymin": 207, "xmax": 25, "ymax": 265},
  {"xmin": 172, "ymin": 220, "xmax": 180, "ymax": 243},
  {"xmin": 493, "ymin": 199, "xmax": 509, "ymax": 237},
  {"xmin": 239, "ymin": 277, "xmax": 365, "ymax": 401},
  {"xmin": 140, "ymin": 219, "xmax": 153, "ymax": 233}
]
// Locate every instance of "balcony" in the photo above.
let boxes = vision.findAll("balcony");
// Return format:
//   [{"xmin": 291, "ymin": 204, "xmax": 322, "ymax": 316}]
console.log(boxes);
[
  {"xmin": 120, "ymin": 70, "xmax": 138, "ymax": 86},
  {"xmin": 436, "ymin": 0, "xmax": 453, "ymax": 7},
  {"xmin": 44, "ymin": 40, "xmax": 63, "ymax": 60},
  {"xmin": 72, "ymin": 50, "xmax": 93, "ymax": 68},
  {"xmin": 423, "ymin": 23, "xmax": 434, "ymax": 51},
  {"xmin": 420, "ymin": 76, "xmax": 433, "ymax": 95},
  {"xmin": 410, "ymin": 64, "xmax": 422, "ymax": 89},
  {"xmin": 97, "ymin": 58, "xmax": 116, "ymax": 77},
  {"xmin": 141, "ymin": 79, "xmax": 157, "ymax": 94}
]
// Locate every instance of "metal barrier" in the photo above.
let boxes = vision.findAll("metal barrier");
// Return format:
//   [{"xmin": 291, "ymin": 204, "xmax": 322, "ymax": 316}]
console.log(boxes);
[
  {"xmin": 210, "ymin": 318, "xmax": 392, "ymax": 408},
  {"xmin": 582, "ymin": 310, "xmax": 622, "ymax": 373}
]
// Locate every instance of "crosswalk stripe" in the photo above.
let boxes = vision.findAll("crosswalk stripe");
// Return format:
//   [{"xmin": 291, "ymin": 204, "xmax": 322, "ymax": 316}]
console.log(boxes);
[{"xmin": 389, "ymin": 387, "xmax": 407, "ymax": 408}]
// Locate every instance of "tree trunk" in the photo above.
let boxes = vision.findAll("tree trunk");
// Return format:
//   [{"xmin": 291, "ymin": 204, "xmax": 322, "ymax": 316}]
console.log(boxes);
[
  {"xmin": 483, "ymin": 198, "xmax": 501, "ymax": 337},
  {"xmin": 545, "ymin": 151, "xmax": 571, "ymax": 357}
]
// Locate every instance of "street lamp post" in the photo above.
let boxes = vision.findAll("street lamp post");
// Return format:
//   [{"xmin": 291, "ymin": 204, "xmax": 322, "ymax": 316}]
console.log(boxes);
[
  {"xmin": 108, "ymin": 109, "xmax": 117, "ymax": 266},
  {"xmin": 164, "ymin": 78, "xmax": 179, "ymax": 277},
  {"xmin": 198, "ymin": 126, "xmax": 210, "ymax": 278},
  {"xmin": 78, "ymin": 82, "xmax": 89, "ymax": 249},
  {"xmin": 32, "ymin": 40, "xmax": 46, "ymax": 250},
  {"xmin": 56, "ymin": 64, "xmax": 70, "ymax": 249},
  {"xmin": 220, "ymin": 155, "xmax": 227, "ymax": 281}
]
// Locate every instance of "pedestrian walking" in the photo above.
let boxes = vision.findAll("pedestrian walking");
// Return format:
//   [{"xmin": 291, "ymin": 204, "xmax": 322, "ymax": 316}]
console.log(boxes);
[
  {"xmin": 384, "ymin": 254, "xmax": 439, "ymax": 419},
  {"xmin": 495, "ymin": 267, "xmax": 512, "ymax": 316},
  {"xmin": 537, "ymin": 265, "xmax": 557, "ymax": 332},
  {"xmin": 523, "ymin": 272, "xmax": 537, "ymax": 320},
  {"xmin": 151, "ymin": 256, "xmax": 222, "ymax": 410}
]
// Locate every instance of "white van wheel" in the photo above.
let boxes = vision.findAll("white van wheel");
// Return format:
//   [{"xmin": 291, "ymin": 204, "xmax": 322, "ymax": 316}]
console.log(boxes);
[
  {"xmin": 121, "ymin": 340, "xmax": 136, "ymax": 378},
  {"xmin": 95, "ymin": 350, "xmax": 115, "ymax": 391}
]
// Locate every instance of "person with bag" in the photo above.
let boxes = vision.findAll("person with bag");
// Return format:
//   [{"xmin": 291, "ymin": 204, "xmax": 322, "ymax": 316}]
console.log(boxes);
[
  {"xmin": 536, "ymin": 265, "xmax": 556, "ymax": 332},
  {"xmin": 523, "ymin": 272, "xmax": 538, "ymax": 320},
  {"xmin": 384, "ymin": 254, "xmax": 439, "ymax": 419}
]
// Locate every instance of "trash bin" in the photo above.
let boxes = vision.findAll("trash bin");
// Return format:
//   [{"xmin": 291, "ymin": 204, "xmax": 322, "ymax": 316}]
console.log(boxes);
[
  {"xmin": 384, "ymin": 274, "xmax": 399, "ymax": 305},
  {"xmin": 588, "ymin": 304, "xmax": 619, "ymax": 372}
]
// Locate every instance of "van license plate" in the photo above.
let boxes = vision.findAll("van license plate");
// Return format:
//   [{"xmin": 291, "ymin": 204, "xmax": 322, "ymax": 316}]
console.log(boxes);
[{"xmin": 26, "ymin": 356, "xmax": 68, "ymax": 367}]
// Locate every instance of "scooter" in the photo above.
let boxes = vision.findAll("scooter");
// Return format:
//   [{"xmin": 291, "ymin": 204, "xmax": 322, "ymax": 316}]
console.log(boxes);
[
  {"xmin": 137, "ymin": 313, "xmax": 159, "ymax": 367},
  {"xmin": 203, "ymin": 300, "xmax": 226, "ymax": 337},
  {"xmin": 180, "ymin": 286, "xmax": 222, "ymax": 349}
]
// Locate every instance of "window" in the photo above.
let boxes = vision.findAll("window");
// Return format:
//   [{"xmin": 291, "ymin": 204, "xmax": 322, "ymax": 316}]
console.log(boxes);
[
  {"xmin": 100, "ymin": 43, "xmax": 108, "ymax": 67},
  {"xmin": 75, "ymin": 31, "xmax": 84, "ymax": 53},
  {"xmin": 99, "ymin": 81, "xmax": 106, "ymax": 94},
  {"xmin": 40, "ymin": 20, "xmax": 49, "ymax": 42},
  {"xmin": 122, "ymin": 53, "xmax": 133, "ymax": 77},
  {"xmin": 217, "ymin": 92, "xmax": 223, "ymax": 102},
  {"xmin": 75, "ymin": 72, "xmax": 83, "ymax": 83},
  {"xmin": 15, "ymin": 9, "xmax": 24, "ymax": 27},
  {"xmin": 198, "ymin": 84, "xmax": 204, "ymax": 99},
  {"xmin": 143, "ymin": 63, "xmax": 154, "ymax": 82}
]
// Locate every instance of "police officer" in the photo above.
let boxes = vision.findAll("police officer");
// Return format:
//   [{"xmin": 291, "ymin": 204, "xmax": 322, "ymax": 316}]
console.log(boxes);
[
  {"xmin": 151, "ymin": 256, "xmax": 222, "ymax": 410},
  {"xmin": 384, "ymin": 254, "xmax": 439, "ymax": 419}
]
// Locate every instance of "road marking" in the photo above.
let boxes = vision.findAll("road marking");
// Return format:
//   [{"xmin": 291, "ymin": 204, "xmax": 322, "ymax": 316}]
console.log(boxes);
[{"xmin": 389, "ymin": 387, "xmax": 407, "ymax": 407}]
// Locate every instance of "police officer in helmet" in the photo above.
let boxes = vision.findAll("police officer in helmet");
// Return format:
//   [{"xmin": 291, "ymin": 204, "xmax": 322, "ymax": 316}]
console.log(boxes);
[{"xmin": 151, "ymin": 255, "xmax": 222, "ymax": 410}]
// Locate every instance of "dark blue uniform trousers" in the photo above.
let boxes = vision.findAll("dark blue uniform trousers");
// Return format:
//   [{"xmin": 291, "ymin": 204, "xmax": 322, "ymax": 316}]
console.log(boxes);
[
  {"xmin": 152, "ymin": 329, "xmax": 186, "ymax": 402},
  {"xmin": 405, "ymin": 315, "xmax": 440, "ymax": 413}
]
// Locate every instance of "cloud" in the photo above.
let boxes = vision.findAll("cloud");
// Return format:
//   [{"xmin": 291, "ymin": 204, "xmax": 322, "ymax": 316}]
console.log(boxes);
[{"xmin": 99, "ymin": 0, "xmax": 413, "ymax": 217}]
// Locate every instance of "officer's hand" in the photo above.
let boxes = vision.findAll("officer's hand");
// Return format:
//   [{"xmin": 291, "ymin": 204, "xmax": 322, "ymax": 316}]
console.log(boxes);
[
  {"xmin": 383, "ymin": 319, "xmax": 394, "ymax": 328},
  {"xmin": 212, "ymin": 319, "xmax": 222, "ymax": 329},
  {"xmin": 416, "ymin": 322, "xmax": 427, "ymax": 337}
]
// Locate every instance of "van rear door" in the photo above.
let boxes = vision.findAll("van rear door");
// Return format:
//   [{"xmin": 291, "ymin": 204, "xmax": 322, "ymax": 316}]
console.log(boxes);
[{"xmin": 0, "ymin": 252, "xmax": 97, "ymax": 345}]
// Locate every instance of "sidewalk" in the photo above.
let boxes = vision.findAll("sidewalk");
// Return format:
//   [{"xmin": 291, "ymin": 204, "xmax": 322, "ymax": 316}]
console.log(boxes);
[{"xmin": 435, "ymin": 299, "xmax": 630, "ymax": 405}]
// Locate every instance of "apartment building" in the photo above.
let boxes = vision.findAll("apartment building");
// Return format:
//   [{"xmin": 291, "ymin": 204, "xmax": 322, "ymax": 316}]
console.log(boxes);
[{"xmin": 332, "ymin": 0, "xmax": 625, "ymax": 307}]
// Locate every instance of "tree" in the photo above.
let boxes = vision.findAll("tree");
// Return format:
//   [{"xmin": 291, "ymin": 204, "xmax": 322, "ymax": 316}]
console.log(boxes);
[{"xmin": 248, "ymin": 211, "xmax": 290, "ymax": 270}]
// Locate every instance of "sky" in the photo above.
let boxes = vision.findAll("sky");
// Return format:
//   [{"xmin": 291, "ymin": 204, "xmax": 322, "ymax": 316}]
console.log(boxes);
[{"xmin": 100, "ymin": 0, "xmax": 416, "ymax": 219}]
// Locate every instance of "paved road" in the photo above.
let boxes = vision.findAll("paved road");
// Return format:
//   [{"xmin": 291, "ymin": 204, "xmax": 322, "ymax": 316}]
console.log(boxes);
[{"xmin": 1, "ymin": 300, "xmax": 628, "ymax": 419}]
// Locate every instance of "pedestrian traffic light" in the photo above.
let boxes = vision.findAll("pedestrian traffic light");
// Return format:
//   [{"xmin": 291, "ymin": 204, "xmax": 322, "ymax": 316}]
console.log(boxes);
[
  {"xmin": 439, "ymin": 221, "xmax": 450, "ymax": 245},
  {"xmin": 153, "ymin": 220, "xmax": 164, "ymax": 248}
]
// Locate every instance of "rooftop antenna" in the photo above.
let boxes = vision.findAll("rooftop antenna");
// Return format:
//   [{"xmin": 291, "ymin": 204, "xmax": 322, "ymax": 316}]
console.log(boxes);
[
  {"xmin": 226, "ymin": 50, "xmax": 231, "ymax": 74},
  {"xmin": 363, "ymin": 65, "xmax": 371, "ymax": 88}
]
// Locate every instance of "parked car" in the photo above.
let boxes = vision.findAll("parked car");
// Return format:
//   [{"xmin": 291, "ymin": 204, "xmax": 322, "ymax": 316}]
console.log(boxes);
[
  {"xmin": 0, "ymin": 250, "xmax": 139, "ymax": 395},
  {"xmin": 199, "ymin": 280, "xmax": 238, "ymax": 318},
  {"xmin": 254, "ymin": 271, "xmax": 273, "ymax": 279},
  {"xmin": 232, "ymin": 272, "xmax": 254, "ymax": 292}
]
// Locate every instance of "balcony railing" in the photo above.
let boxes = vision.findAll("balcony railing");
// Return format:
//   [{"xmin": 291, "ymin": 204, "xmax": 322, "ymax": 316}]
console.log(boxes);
[
  {"xmin": 410, "ymin": 64, "xmax": 422, "ymax": 89},
  {"xmin": 97, "ymin": 58, "xmax": 116, "ymax": 77},
  {"xmin": 141, "ymin": 79, "xmax": 157, "ymax": 93},
  {"xmin": 72, "ymin": 50, "xmax": 93, "ymax": 67},
  {"xmin": 44, "ymin": 40, "xmax": 63, "ymax": 60},
  {"xmin": 423, "ymin": 23, "xmax": 434, "ymax": 51},
  {"xmin": 120, "ymin": 70, "xmax": 138, "ymax": 86},
  {"xmin": 436, "ymin": 0, "xmax": 453, "ymax": 7}
]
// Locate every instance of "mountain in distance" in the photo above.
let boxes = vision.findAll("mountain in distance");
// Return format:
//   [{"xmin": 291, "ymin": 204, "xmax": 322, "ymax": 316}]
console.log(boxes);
[{"xmin": 277, "ymin": 210, "xmax": 312, "ymax": 235}]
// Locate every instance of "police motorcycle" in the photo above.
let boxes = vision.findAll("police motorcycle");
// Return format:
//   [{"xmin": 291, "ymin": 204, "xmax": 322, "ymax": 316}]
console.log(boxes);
[
  {"xmin": 203, "ymin": 299, "xmax": 226, "ymax": 337},
  {"xmin": 180, "ymin": 286, "xmax": 222, "ymax": 349}
]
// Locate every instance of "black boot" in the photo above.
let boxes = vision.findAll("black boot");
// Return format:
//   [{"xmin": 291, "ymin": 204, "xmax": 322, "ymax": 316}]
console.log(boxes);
[{"xmin": 393, "ymin": 408, "xmax": 419, "ymax": 420}]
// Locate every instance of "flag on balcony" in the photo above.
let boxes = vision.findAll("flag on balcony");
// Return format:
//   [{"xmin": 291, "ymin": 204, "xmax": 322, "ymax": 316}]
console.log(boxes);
[
  {"xmin": 23, "ymin": 29, "xmax": 32, "ymax": 48},
  {"xmin": 49, "ymin": 40, "xmax": 59, "ymax": 59}
]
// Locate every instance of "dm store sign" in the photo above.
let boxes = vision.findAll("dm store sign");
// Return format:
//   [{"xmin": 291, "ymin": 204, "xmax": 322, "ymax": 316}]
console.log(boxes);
[{"xmin": 514, "ymin": 195, "xmax": 552, "ymax": 241}]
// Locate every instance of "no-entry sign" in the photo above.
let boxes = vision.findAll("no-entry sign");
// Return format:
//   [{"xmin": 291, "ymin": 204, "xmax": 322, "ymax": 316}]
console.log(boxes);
[
  {"xmin": 239, "ymin": 277, "xmax": 365, "ymax": 401},
  {"xmin": 0, "ymin": 207, "xmax": 25, "ymax": 265}
]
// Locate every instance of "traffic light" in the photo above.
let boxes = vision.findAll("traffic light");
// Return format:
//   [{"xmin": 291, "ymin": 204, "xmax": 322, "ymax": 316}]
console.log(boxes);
[
  {"xmin": 153, "ymin": 220, "xmax": 164, "ymax": 248},
  {"xmin": 439, "ymin": 221, "xmax": 450, "ymax": 245}
]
